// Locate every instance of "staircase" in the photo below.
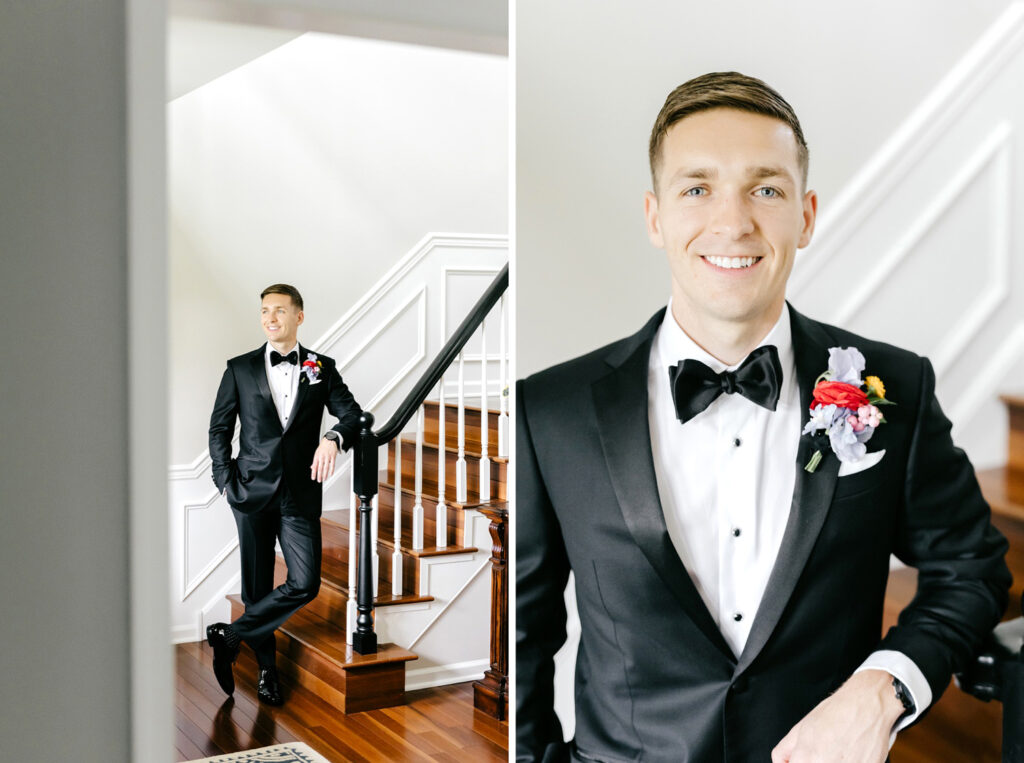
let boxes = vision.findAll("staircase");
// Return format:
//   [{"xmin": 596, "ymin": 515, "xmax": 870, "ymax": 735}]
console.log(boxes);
[{"xmin": 228, "ymin": 398, "xmax": 507, "ymax": 714}]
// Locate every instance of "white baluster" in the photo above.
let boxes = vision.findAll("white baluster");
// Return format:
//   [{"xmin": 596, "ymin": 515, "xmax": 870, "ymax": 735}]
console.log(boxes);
[
  {"xmin": 346, "ymin": 455, "xmax": 357, "ymax": 643},
  {"xmin": 412, "ymin": 405, "xmax": 425, "ymax": 550},
  {"xmin": 392, "ymin": 434, "xmax": 403, "ymax": 596},
  {"xmin": 498, "ymin": 294, "xmax": 509, "ymax": 459},
  {"xmin": 436, "ymin": 379, "xmax": 448, "ymax": 549},
  {"xmin": 479, "ymin": 318, "xmax": 491, "ymax": 502},
  {"xmin": 456, "ymin": 351, "xmax": 467, "ymax": 504},
  {"xmin": 371, "ymin": 492, "xmax": 379, "ymax": 598}
]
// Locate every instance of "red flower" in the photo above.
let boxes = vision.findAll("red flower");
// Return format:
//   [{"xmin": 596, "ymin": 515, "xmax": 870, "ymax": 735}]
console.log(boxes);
[{"xmin": 811, "ymin": 380, "xmax": 868, "ymax": 411}]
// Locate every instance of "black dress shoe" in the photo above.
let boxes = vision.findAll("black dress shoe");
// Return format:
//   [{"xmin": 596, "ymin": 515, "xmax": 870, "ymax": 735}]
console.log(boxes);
[
  {"xmin": 206, "ymin": 622, "xmax": 240, "ymax": 696},
  {"xmin": 257, "ymin": 666, "xmax": 284, "ymax": 706}
]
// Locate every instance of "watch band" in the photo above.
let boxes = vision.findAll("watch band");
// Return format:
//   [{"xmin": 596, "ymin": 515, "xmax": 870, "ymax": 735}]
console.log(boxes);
[
  {"xmin": 323, "ymin": 430, "xmax": 341, "ymax": 449},
  {"xmin": 892, "ymin": 676, "xmax": 915, "ymax": 720}
]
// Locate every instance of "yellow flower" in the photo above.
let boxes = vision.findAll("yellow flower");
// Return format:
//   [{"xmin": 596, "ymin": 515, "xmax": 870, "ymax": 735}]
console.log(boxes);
[{"xmin": 865, "ymin": 375, "xmax": 886, "ymax": 399}]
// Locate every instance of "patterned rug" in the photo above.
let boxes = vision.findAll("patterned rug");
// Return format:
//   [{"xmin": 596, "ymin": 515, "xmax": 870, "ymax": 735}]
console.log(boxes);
[{"xmin": 185, "ymin": 742, "xmax": 335, "ymax": 763}]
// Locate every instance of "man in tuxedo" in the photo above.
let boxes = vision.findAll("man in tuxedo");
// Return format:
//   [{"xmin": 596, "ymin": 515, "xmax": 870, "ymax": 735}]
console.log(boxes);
[
  {"xmin": 517, "ymin": 72, "xmax": 1011, "ymax": 762},
  {"xmin": 206, "ymin": 283, "xmax": 362, "ymax": 706}
]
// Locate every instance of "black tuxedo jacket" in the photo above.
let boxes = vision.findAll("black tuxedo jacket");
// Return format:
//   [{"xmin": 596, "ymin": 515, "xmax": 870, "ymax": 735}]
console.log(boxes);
[
  {"xmin": 516, "ymin": 305, "xmax": 1010, "ymax": 763},
  {"xmin": 208, "ymin": 344, "xmax": 362, "ymax": 517}
]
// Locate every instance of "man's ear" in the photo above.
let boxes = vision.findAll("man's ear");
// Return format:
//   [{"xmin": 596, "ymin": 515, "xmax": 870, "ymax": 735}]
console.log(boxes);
[
  {"xmin": 644, "ymin": 190, "xmax": 664, "ymax": 249},
  {"xmin": 798, "ymin": 189, "xmax": 818, "ymax": 249},
  {"xmin": 296, "ymin": 309, "xmax": 305, "ymax": 327}
]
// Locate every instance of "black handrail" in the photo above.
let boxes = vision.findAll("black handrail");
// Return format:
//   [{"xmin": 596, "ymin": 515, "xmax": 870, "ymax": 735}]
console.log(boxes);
[
  {"xmin": 374, "ymin": 262, "xmax": 509, "ymax": 445},
  {"xmin": 349, "ymin": 262, "xmax": 508, "ymax": 654}
]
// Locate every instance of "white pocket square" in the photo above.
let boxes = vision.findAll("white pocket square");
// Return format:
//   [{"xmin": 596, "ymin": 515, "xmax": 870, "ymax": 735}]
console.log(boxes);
[{"xmin": 838, "ymin": 448, "xmax": 886, "ymax": 477}]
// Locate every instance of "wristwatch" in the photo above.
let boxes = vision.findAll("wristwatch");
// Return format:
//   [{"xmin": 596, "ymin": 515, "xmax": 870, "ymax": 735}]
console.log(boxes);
[
  {"xmin": 892, "ymin": 676, "xmax": 915, "ymax": 720},
  {"xmin": 323, "ymin": 430, "xmax": 341, "ymax": 450}
]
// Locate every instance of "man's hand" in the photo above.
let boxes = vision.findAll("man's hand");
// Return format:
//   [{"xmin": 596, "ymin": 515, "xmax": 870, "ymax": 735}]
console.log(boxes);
[
  {"xmin": 310, "ymin": 437, "xmax": 339, "ymax": 483},
  {"xmin": 771, "ymin": 670, "xmax": 905, "ymax": 763}
]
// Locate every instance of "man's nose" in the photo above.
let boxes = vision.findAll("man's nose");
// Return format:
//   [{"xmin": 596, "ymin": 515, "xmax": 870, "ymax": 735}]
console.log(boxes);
[{"xmin": 708, "ymin": 194, "xmax": 755, "ymax": 239}]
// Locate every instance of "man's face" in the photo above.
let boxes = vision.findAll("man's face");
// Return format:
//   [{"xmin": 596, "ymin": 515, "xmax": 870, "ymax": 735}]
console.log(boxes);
[
  {"xmin": 644, "ymin": 107, "xmax": 816, "ymax": 331},
  {"xmin": 261, "ymin": 293, "xmax": 303, "ymax": 347}
]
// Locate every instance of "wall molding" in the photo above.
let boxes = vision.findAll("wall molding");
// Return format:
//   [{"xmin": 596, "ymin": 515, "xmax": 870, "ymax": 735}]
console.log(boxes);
[
  {"xmin": 182, "ymin": 489, "xmax": 237, "ymax": 599},
  {"xmin": 791, "ymin": 2, "xmax": 1024, "ymax": 296},
  {"xmin": 950, "ymin": 322, "xmax": 1024, "ymax": 431}
]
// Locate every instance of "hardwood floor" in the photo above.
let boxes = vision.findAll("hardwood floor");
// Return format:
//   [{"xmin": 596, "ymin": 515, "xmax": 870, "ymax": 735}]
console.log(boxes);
[{"xmin": 174, "ymin": 642, "xmax": 509, "ymax": 762}]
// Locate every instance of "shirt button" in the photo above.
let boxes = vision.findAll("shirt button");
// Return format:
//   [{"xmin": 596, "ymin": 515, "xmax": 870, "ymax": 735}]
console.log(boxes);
[
  {"xmin": 733, "ymin": 612, "xmax": 743, "ymax": 622},
  {"xmin": 732, "ymin": 528, "xmax": 741, "ymax": 538},
  {"xmin": 733, "ymin": 437, "xmax": 742, "ymax": 447}
]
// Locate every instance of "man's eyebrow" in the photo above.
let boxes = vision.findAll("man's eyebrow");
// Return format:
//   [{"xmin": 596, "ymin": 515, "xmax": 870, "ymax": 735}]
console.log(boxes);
[
  {"xmin": 749, "ymin": 166, "xmax": 795, "ymax": 183},
  {"xmin": 667, "ymin": 167, "xmax": 716, "ymax": 184}
]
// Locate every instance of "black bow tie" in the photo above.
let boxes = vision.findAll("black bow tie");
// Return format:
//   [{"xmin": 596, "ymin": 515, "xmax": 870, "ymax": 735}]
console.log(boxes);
[
  {"xmin": 668, "ymin": 345, "xmax": 783, "ymax": 424},
  {"xmin": 270, "ymin": 350, "xmax": 298, "ymax": 367}
]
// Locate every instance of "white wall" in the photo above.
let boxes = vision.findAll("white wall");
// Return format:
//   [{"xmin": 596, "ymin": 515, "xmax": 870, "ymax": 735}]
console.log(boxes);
[
  {"xmin": 169, "ymin": 31, "xmax": 508, "ymax": 463},
  {"xmin": 517, "ymin": 0, "xmax": 1015, "ymax": 376}
]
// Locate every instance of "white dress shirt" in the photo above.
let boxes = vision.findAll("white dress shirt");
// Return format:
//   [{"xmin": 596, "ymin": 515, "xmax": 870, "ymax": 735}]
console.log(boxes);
[
  {"xmin": 265, "ymin": 342, "xmax": 300, "ymax": 428},
  {"xmin": 647, "ymin": 302, "xmax": 930, "ymax": 736}
]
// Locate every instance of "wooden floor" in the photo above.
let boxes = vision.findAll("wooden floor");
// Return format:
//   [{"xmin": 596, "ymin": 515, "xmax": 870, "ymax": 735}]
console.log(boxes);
[
  {"xmin": 886, "ymin": 567, "xmax": 1005, "ymax": 763},
  {"xmin": 175, "ymin": 642, "xmax": 509, "ymax": 762}
]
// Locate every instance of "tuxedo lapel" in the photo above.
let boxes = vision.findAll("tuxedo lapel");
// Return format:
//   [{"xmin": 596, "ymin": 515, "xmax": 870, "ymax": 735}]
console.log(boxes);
[
  {"xmin": 283, "ymin": 345, "xmax": 311, "ymax": 434},
  {"xmin": 592, "ymin": 310, "xmax": 736, "ymax": 662},
  {"xmin": 737, "ymin": 304, "xmax": 841, "ymax": 673},
  {"xmin": 249, "ymin": 347, "xmax": 274, "ymax": 412}
]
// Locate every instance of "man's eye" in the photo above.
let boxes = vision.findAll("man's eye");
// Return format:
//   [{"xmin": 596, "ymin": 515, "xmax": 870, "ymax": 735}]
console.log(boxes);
[
  {"xmin": 756, "ymin": 187, "xmax": 780, "ymax": 198},
  {"xmin": 683, "ymin": 187, "xmax": 706, "ymax": 197}
]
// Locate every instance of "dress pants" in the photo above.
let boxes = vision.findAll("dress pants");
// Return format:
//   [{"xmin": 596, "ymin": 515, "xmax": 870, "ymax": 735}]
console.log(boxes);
[{"xmin": 230, "ymin": 486, "xmax": 321, "ymax": 667}]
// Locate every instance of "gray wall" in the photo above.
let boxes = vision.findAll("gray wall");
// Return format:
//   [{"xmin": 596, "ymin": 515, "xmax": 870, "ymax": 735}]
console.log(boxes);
[
  {"xmin": 0, "ymin": 1, "xmax": 170, "ymax": 760},
  {"xmin": 516, "ymin": 0, "xmax": 1015, "ymax": 376}
]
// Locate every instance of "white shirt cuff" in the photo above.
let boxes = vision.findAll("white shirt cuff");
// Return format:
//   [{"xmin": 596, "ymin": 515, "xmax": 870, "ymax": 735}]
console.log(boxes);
[{"xmin": 854, "ymin": 649, "xmax": 933, "ymax": 748}]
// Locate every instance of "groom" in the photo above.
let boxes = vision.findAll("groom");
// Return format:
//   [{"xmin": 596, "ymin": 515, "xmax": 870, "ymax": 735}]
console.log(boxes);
[
  {"xmin": 517, "ymin": 72, "xmax": 1011, "ymax": 762},
  {"xmin": 207, "ymin": 283, "xmax": 362, "ymax": 705}
]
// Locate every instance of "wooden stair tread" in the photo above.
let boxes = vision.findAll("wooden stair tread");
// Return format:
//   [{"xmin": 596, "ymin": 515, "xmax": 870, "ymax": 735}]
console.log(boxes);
[
  {"xmin": 226, "ymin": 594, "xmax": 416, "ymax": 668},
  {"xmin": 315, "ymin": 554, "xmax": 433, "ymax": 607},
  {"xmin": 378, "ymin": 482, "xmax": 499, "ymax": 510},
  {"xmin": 424, "ymin": 400, "xmax": 502, "ymax": 416},
  {"xmin": 395, "ymin": 434, "xmax": 509, "ymax": 463},
  {"xmin": 978, "ymin": 466, "xmax": 1024, "ymax": 521}
]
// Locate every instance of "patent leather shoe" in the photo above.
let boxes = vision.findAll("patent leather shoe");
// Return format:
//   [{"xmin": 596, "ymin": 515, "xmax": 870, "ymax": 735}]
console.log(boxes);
[
  {"xmin": 206, "ymin": 622, "xmax": 240, "ymax": 696},
  {"xmin": 257, "ymin": 666, "xmax": 284, "ymax": 706}
]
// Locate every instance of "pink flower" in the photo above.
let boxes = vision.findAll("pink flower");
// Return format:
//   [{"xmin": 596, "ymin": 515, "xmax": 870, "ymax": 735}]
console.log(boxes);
[
  {"xmin": 857, "ymin": 404, "xmax": 882, "ymax": 428},
  {"xmin": 847, "ymin": 415, "xmax": 865, "ymax": 433}
]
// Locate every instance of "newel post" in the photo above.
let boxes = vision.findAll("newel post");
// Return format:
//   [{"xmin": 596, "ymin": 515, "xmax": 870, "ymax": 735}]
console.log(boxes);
[
  {"xmin": 473, "ymin": 504, "xmax": 508, "ymax": 719},
  {"xmin": 352, "ymin": 412, "xmax": 379, "ymax": 654}
]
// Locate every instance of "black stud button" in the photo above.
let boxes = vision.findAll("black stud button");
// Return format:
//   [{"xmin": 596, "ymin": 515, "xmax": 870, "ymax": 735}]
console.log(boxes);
[
  {"xmin": 732, "ymin": 528, "xmax": 741, "ymax": 538},
  {"xmin": 733, "ymin": 437, "xmax": 742, "ymax": 447},
  {"xmin": 733, "ymin": 612, "xmax": 743, "ymax": 622}
]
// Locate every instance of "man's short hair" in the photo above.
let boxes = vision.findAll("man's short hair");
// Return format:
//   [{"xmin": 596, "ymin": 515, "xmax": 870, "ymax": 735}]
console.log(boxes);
[
  {"xmin": 260, "ymin": 283, "xmax": 304, "ymax": 310},
  {"xmin": 648, "ymin": 71, "xmax": 809, "ymax": 190}
]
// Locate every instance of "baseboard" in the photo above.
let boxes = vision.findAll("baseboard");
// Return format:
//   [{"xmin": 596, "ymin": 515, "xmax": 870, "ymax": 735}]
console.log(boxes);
[
  {"xmin": 405, "ymin": 658, "xmax": 490, "ymax": 691},
  {"xmin": 172, "ymin": 624, "xmax": 200, "ymax": 644}
]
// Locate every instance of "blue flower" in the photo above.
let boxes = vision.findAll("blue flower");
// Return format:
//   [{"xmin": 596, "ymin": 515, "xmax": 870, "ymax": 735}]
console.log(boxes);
[{"xmin": 827, "ymin": 347, "xmax": 865, "ymax": 386}]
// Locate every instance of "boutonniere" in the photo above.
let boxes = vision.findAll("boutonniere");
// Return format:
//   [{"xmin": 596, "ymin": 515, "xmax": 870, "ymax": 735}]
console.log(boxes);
[
  {"xmin": 301, "ymin": 352, "xmax": 323, "ymax": 384},
  {"xmin": 802, "ymin": 347, "xmax": 894, "ymax": 473}
]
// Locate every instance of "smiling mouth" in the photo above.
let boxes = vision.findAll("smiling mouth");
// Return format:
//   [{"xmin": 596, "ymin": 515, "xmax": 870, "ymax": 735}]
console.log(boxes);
[{"xmin": 701, "ymin": 255, "xmax": 763, "ymax": 270}]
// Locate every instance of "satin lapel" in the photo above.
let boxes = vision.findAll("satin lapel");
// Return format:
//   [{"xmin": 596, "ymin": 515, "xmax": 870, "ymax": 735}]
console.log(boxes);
[
  {"xmin": 284, "ymin": 345, "xmax": 311, "ymax": 434},
  {"xmin": 250, "ymin": 348, "xmax": 274, "ymax": 410},
  {"xmin": 592, "ymin": 311, "xmax": 736, "ymax": 662},
  {"xmin": 736, "ymin": 305, "xmax": 841, "ymax": 673}
]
